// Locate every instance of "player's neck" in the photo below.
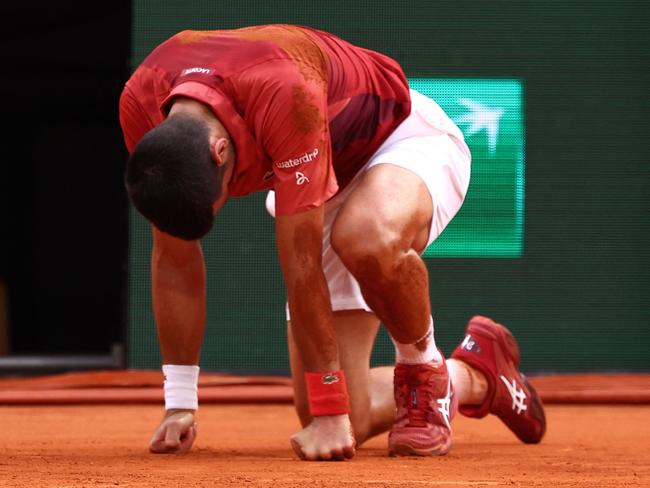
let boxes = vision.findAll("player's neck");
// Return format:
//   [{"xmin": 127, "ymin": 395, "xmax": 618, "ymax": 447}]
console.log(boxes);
[{"xmin": 169, "ymin": 97, "xmax": 230, "ymax": 140}]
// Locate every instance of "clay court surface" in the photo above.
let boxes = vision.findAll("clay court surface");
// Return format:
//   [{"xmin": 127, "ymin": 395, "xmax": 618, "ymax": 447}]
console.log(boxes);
[{"xmin": 1, "ymin": 402, "xmax": 648, "ymax": 488}]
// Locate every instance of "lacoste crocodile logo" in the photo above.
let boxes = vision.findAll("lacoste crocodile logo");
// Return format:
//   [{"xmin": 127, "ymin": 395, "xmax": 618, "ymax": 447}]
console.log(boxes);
[{"xmin": 321, "ymin": 373, "xmax": 340, "ymax": 385}]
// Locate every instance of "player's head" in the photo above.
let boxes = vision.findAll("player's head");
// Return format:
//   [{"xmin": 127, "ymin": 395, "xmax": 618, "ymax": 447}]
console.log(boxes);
[{"xmin": 125, "ymin": 113, "xmax": 233, "ymax": 240}]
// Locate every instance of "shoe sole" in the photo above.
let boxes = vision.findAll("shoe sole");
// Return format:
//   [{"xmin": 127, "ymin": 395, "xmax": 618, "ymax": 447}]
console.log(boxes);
[
  {"xmin": 519, "ymin": 375, "xmax": 547, "ymax": 443},
  {"xmin": 388, "ymin": 440, "xmax": 452, "ymax": 457},
  {"xmin": 388, "ymin": 362, "xmax": 454, "ymax": 457}
]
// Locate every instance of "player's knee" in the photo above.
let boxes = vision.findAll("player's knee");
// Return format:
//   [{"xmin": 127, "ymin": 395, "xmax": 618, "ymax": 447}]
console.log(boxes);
[{"xmin": 331, "ymin": 219, "xmax": 399, "ymax": 276}]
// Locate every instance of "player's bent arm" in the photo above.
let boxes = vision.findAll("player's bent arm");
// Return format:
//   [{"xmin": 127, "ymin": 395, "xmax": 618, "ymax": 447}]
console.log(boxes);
[
  {"xmin": 151, "ymin": 226, "xmax": 206, "ymax": 365},
  {"xmin": 275, "ymin": 206, "xmax": 339, "ymax": 372}
]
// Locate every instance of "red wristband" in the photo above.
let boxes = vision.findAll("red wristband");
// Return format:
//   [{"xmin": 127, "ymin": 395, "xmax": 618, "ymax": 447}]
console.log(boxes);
[{"xmin": 305, "ymin": 370, "xmax": 350, "ymax": 417}]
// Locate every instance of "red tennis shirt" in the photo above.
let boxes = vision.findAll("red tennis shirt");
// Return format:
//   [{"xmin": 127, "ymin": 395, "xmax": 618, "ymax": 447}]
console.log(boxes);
[{"xmin": 119, "ymin": 24, "xmax": 411, "ymax": 215}]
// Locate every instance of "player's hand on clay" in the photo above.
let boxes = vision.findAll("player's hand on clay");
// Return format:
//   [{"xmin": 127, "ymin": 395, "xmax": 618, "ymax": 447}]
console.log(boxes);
[
  {"xmin": 290, "ymin": 414, "xmax": 356, "ymax": 461},
  {"xmin": 149, "ymin": 409, "xmax": 197, "ymax": 454}
]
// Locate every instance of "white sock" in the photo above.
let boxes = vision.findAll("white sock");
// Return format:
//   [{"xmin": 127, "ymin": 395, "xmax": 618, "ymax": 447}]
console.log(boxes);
[{"xmin": 392, "ymin": 317, "xmax": 443, "ymax": 365}]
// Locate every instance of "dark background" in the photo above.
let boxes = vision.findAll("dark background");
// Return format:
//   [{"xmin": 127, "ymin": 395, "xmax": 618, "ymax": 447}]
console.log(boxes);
[{"xmin": 0, "ymin": 2, "xmax": 131, "ymax": 355}]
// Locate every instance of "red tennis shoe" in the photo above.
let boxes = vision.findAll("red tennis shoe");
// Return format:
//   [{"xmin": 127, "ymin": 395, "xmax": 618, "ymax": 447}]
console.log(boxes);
[
  {"xmin": 388, "ymin": 359, "xmax": 457, "ymax": 456},
  {"xmin": 451, "ymin": 315, "xmax": 546, "ymax": 444}
]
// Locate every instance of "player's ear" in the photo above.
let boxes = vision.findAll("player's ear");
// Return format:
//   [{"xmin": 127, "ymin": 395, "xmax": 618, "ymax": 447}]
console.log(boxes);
[{"xmin": 210, "ymin": 137, "xmax": 230, "ymax": 167}]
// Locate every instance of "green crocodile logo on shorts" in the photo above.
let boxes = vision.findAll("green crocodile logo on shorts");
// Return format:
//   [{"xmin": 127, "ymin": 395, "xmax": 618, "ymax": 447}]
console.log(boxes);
[{"xmin": 321, "ymin": 373, "xmax": 340, "ymax": 385}]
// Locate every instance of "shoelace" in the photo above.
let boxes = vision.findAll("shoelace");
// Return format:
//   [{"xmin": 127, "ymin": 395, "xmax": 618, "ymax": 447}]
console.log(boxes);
[{"xmin": 395, "ymin": 370, "xmax": 435, "ymax": 427}]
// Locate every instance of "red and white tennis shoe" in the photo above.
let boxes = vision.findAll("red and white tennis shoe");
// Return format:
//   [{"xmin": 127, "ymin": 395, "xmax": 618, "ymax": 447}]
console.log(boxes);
[
  {"xmin": 388, "ymin": 359, "xmax": 458, "ymax": 456},
  {"xmin": 451, "ymin": 315, "xmax": 546, "ymax": 443}
]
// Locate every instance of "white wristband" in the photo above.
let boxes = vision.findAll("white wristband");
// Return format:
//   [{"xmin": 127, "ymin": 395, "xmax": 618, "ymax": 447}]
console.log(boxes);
[{"xmin": 162, "ymin": 364, "xmax": 200, "ymax": 410}]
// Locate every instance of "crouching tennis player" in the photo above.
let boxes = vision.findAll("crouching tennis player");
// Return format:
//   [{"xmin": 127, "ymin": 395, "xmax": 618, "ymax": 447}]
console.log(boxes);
[{"xmin": 119, "ymin": 24, "xmax": 545, "ymax": 460}]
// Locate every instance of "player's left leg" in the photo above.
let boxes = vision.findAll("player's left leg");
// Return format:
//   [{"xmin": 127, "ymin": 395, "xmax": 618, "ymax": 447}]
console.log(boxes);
[{"xmin": 331, "ymin": 162, "xmax": 458, "ymax": 456}]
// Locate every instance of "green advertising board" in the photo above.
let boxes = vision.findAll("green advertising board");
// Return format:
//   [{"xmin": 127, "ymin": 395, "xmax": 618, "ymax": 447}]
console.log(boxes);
[{"xmin": 411, "ymin": 79, "xmax": 524, "ymax": 257}]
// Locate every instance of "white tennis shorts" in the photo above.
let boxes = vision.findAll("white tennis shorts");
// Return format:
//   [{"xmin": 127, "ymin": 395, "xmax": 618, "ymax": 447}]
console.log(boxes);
[{"xmin": 266, "ymin": 89, "xmax": 471, "ymax": 318}]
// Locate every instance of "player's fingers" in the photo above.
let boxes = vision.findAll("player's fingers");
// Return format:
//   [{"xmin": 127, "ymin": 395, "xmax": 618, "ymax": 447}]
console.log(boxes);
[
  {"xmin": 149, "ymin": 424, "xmax": 170, "ymax": 454},
  {"xmin": 150, "ymin": 438, "xmax": 174, "ymax": 453},
  {"xmin": 290, "ymin": 437, "xmax": 307, "ymax": 460},
  {"xmin": 290, "ymin": 435, "xmax": 327, "ymax": 461},
  {"xmin": 164, "ymin": 421, "xmax": 183, "ymax": 448},
  {"xmin": 342, "ymin": 444, "xmax": 355, "ymax": 459},
  {"xmin": 176, "ymin": 424, "xmax": 197, "ymax": 453},
  {"xmin": 317, "ymin": 450, "xmax": 333, "ymax": 461},
  {"xmin": 323, "ymin": 441, "xmax": 355, "ymax": 461},
  {"xmin": 149, "ymin": 424, "xmax": 195, "ymax": 454},
  {"xmin": 289, "ymin": 432, "xmax": 355, "ymax": 461},
  {"xmin": 149, "ymin": 440, "xmax": 171, "ymax": 453},
  {"xmin": 149, "ymin": 412, "xmax": 196, "ymax": 454},
  {"xmin": 328, "ymin": 448, "xmax": 344, "ymax": 461}
]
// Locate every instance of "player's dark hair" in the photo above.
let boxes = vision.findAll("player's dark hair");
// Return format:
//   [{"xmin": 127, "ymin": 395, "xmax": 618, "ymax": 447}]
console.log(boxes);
[{"xmin": 125, "ymin": 115, "xmax": 225, "ymax": 240}]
